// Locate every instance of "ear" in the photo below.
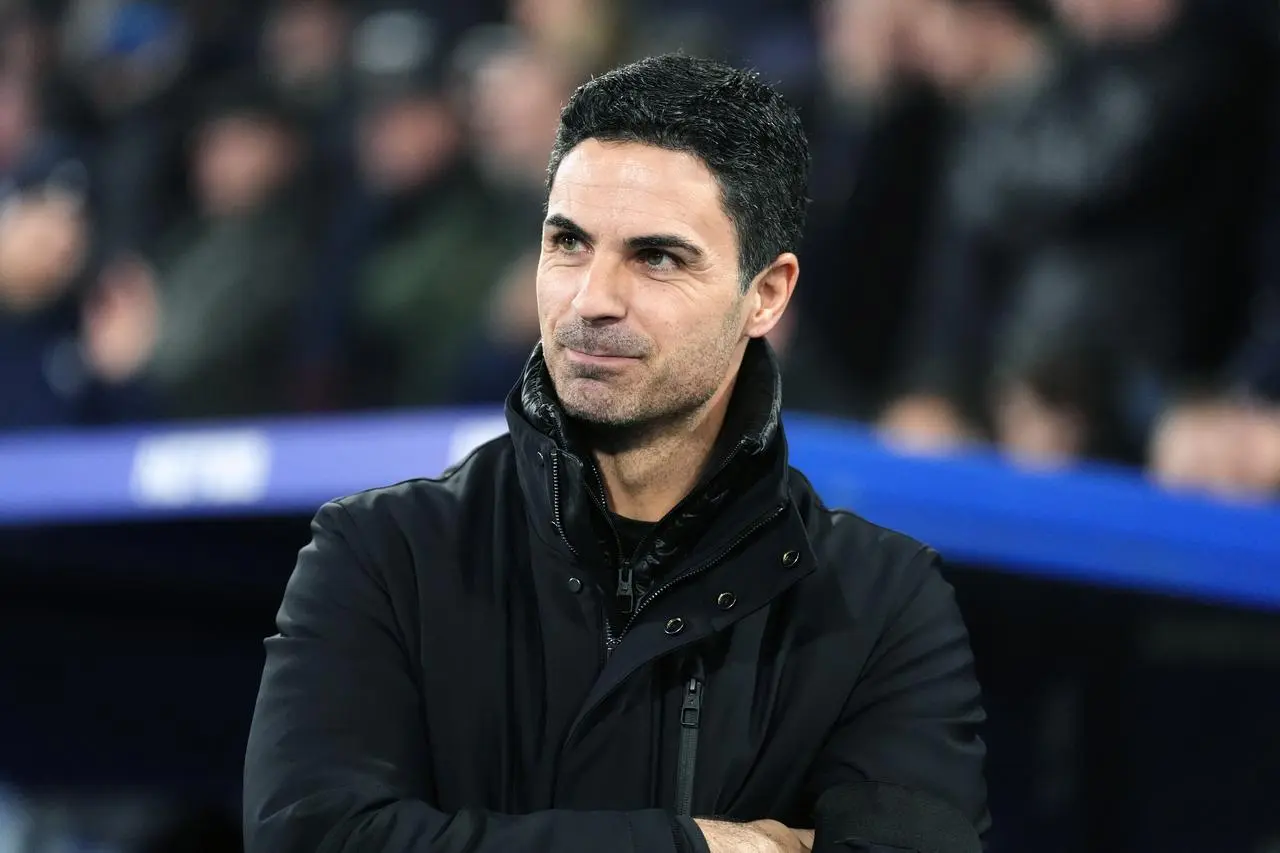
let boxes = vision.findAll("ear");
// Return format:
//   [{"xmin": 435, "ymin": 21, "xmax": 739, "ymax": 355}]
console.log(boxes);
[{"xmin": 743, "ymin": 252, "xmax": 799, "ymax": 340}]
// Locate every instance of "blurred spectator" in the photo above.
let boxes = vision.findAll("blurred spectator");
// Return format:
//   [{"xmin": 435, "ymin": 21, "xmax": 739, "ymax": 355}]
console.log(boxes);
[
  {"xmin": 0, "ymin": 86, "xmax": 152, "ymax": 429},
  {"xmin": 882, "ymin": 0, "xmax": 1278, "ymax": 469},
  {"xmin": 1151, "ymin": 129, "xmax": 1280, "ymax": 500},
  {"xmin": 85, "ymin": 74, "xmax": 311, "ymax": 420},
  {"xmin": 444, "ymin": 25, "xmax": 575, "ymax": 402},
  {"xmin": 60, "ymin": 1, "xmax": 190, "ymax": 117},
  {"xmin": 0, "ymin": 161, "xmax": 91, "ymax": 316},
  {"xmin": 789, "ymin": 0, "xmax": 951, "ymax": 418},
  {"xmin": 307, "ymin": 5, "xmax": 517, "ymax": 409},
  {"xmin": 259, "ymin": 0, "xmax": 350, "ymax": 178},
  {"xmin": 457, "ymin": 25, "xmax": 567, "ymax": 201},
  {"xmin": 878, "ymin": 0, "xmax": 1053, "ymax": 456},
  {"xmin": 261, "ymin": 0, "xmax": 347, "ymax": 108},
  {"xmin": 0, "ymin": 0, "xmax": 1272, "ymax": 507},
  {"xmin": 60, "ymin": 0, "xmax": 193, "ymax": 257},
  {"xmin": 261, "ymin": 1, "xmax": 346, "ymax": 95},
  {"xmin": 509, "ymin": 0, "xmax": 627, "ymax": 78}
]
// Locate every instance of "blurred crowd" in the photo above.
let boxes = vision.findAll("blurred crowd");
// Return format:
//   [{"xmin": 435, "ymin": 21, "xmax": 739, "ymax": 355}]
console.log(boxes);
[{"xmin": 1, "ymin": 0, "xmax": 1279, "ymax": 499}]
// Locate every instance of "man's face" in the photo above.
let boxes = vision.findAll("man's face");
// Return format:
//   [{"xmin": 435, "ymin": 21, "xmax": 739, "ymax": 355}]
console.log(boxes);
[{"xmin": 537, "ymin": 140, "xmax": 758, "ymax": 431}]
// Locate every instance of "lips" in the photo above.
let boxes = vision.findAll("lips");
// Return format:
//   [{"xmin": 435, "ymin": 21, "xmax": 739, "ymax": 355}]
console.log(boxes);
[
  {"xmin": 554, "ymin": 325, "xmax": 649, "ymax": 363},
  {"xmin": 564, "ymin": 348, "xmax": 640, "ymax": 367}
]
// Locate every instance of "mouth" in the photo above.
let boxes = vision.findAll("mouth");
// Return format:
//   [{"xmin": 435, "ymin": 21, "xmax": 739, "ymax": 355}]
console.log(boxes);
[{"xmin": 564, "ymin": 347, "xmax": 641, "ymax": 368}]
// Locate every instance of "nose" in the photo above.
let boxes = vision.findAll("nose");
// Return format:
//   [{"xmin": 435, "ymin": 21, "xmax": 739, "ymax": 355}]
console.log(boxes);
[{"xmin": 570, "ymin": 256, "xmax": 627, "ymax": 323}]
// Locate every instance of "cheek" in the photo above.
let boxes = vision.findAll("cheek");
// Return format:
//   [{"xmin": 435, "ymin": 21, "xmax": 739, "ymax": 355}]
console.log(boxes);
[
  {"xmin": 534, "ymin": 263, "xmax": 575, "ymax": 323},
  {"xmin": 647, "ymin": 298, "xmax": 738, "ymax": 358}
]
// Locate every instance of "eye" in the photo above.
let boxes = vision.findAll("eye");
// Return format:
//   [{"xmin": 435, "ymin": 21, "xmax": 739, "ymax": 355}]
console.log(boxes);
[
  {"xmin": 554, "ymin": 232, "xmax": 583, "ymax": 253},
  {"xmin": 637, "ymin": 249, "xmax": 678, "ymax": 272}
]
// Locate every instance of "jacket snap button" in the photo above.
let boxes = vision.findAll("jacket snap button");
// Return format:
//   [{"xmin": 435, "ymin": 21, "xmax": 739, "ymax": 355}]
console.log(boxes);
[
  {"xmin": 716, "ymin": 592, "xmax": 737, "ymax": 610},
  {"xmin": 781, "ymin": 550, "xmax": 800, "ymax": 568},
  {"xmin": 664, "ymin": 617, "xmax": 685, "ymax": 635},
  {"xmin": 567, "ymin": 577, "xmax": 583, "ymax": 594}
]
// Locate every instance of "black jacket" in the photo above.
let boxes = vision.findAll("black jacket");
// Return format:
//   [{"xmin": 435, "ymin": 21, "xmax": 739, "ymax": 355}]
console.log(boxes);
[{"xmin": 242, "ymin": 341, "xmax": 990, "ymax": 852}]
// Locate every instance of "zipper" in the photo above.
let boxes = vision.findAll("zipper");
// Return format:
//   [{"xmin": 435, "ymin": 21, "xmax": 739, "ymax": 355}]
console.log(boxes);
[
  {"xmin": 588, "ymin": 463, "xmax": 637, "ymax": 628},
  {"xmin": 616, "ymin": 564, "xmax": 636, "ymax": 614},
  {"xmin": 675, "ymin": 674, "xmax": 704, "ymax": 816},
  {"xmin": 615, "ymin": 500, "xmax": 787, "ymax": 646},
  {"xmin": 548, "ymin": 449, "xmax": 580, "ymax": 559},
  {"xmin": 556, "ymin": 441, "xmax": 777, "ymax": 659},
  {"xmin": 552, "ymin": 449, "xmax": 624, "ymax": 656},
  {"xmin": 607, "ymin": 439, "xmax": 756, "ymax": 653},
  {"xmin": 601, "ymin": 608, "xmax": 616, "ymax": 665}
]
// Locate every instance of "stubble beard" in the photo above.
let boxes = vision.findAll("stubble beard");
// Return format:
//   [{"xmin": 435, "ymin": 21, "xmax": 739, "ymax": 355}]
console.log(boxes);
[{"xmin": 555, "ymin": 315, "xmax": 743, "ymax": 455}]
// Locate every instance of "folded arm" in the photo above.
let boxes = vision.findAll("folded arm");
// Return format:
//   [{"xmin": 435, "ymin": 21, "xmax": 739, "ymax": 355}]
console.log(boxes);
[
  {"xmin": 242, "ymin": 501, "xmax": 691, "ymax": 853},
  {"xmin": 806, "ymin": 549, "xmax": 989, "ymax": 852}
]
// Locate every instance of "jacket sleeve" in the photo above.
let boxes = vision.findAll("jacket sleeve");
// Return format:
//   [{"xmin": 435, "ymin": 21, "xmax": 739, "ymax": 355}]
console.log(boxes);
[
  {"xmin": 242, "ymin": 501, "xmax": 684, "ymax": 853},
  {"xmin": 807, "ymin": 549, "xmax": 989, "ymax": 852}
]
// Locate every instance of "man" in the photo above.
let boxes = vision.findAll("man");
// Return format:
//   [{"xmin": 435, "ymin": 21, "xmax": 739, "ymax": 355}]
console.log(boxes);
[{"xmin": 243, "ymin": 54, "xmax": 989, "ymax": 853}]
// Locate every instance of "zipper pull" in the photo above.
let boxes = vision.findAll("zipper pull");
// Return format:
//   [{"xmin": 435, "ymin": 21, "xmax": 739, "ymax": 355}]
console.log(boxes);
[
  {"xmin": 675, "ymin": 673, "xmax": 704, "ymax": 816},
  {"xmin": 680, "ymin": 677, "xmax": 703, "ymax": 728},
  {"xmin": 616, "ymin": 564, "xmax": 635, "ymax": 614}
]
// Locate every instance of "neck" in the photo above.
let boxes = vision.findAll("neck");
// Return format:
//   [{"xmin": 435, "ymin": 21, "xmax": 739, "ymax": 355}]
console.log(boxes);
[{"xmin": 589, "ymin": 371, "xmax": 740, "ymax": 523}]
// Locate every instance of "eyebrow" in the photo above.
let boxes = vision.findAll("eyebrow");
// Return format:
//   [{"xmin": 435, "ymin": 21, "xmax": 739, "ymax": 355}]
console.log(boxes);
[
  {"xmin": 625, "ymin": 233, "xmax": 706, "ymax": 262},
  {"xmin": 544, "ymin": 213, "xmax": 707, "ymax": 262},
  {"xmin": 544, "ymin": 213, "xmax": 590, "ymax": 241}
]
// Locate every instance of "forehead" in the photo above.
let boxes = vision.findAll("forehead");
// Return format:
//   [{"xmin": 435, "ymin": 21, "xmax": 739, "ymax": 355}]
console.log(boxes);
[{"xmin": 548, "ymin": 139, "xmax": 733, "ymax": 248}]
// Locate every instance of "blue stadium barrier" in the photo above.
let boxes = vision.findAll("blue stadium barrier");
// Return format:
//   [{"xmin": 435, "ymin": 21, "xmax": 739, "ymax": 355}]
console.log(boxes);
[{"xmin": 0, "ymin": 409, "xmax": 1277, "ymax": 609}]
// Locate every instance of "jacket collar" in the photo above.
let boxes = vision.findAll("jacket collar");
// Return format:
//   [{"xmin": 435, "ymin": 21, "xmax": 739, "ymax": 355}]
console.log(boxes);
[{"xmin": 505, "ymin": 338, "xmax": 791, "ymax": 567}]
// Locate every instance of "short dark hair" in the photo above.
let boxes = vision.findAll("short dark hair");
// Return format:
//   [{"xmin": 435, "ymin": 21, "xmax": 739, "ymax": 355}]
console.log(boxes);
[{"xmin": 547, "ymin": 53, "xmax": 810, "ymax": 289}]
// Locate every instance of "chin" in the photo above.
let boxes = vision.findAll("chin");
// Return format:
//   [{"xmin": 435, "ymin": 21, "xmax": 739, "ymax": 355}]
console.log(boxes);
[{"xmin": 558, "ymin": 386, "xmax": 628, "ymax": 427}]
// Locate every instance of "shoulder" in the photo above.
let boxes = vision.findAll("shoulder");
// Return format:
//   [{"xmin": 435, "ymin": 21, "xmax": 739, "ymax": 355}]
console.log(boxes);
[
  {"xmin": 277, "ymin": 435, "xmax": 520, "ymax": 652},
  {"xmin": 787, "ymin": 466, "xmax": 951, "ymax": 618},
  {"xmin": 318, "ymin": 434, "xmax": 518, "ymax": 565}
]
